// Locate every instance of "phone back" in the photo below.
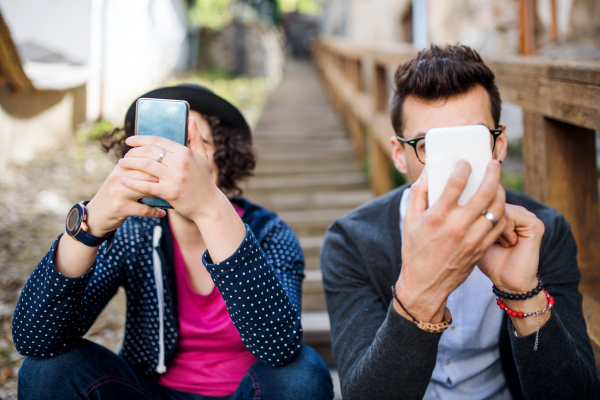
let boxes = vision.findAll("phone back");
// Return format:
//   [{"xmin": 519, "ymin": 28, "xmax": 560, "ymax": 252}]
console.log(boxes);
[
  {"xmin": 135, "ymin": 98, "xmax": 189, "ymax": 209},
  {"xmin": 425, "ymin": 125, "xmax": 492, "ymax": 207}
]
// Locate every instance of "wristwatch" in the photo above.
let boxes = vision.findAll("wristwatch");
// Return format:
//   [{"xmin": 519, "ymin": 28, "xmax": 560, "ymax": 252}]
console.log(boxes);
[{"xmin": 66, "ymin": 201, "xmax": 115, "ymax": 253}]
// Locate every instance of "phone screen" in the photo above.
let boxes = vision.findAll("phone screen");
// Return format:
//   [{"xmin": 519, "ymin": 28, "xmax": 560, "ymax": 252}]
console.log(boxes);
[{"xmin": 135, "ymin": 98, "xmax": 190, "ymax": 209}]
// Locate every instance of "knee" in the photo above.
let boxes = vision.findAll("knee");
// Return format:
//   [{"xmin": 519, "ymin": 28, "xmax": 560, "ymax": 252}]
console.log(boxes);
[
  {"xmin": 18, "ymin": 340, "xmax": 95, "ymax": 399},
  {"xmin": 290, "ymin": 344, "xmax": 332, "ymax": 386},
  {"xmin": 264, "ymin": 344, "xmax": 333, "ymax": 399}
]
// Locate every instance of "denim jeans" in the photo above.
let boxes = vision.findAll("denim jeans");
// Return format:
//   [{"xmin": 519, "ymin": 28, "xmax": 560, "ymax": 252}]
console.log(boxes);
[{"xmin": 18, "ymin": 340, "xmax": 333, "ymax": 400}]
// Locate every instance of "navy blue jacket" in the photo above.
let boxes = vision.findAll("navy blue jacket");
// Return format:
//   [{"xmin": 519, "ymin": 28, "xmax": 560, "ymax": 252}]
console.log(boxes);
[{"xmin": 12, "ymin": 198, "xmax": 304, "ymax": 377}]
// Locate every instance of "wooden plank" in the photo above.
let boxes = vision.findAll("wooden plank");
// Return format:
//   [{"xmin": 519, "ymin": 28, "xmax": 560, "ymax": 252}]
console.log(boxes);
[
  {"xmin": 522, "ymin": 112, "xmax": 600, "ymax": 294},
  {"xmin": 581, "ymin": 293, "xmax": 600, "ymax": 376},
  {"xmin": 367, "ymin": 136, "xmax": 393, "ymax": 196},
  {"xmin": 499, "ymin": 86, "xmax": 600, "ymax": 132},
  {"xmin": 374, "ymin": 64, "xmax": 388, "ymax": 113}
]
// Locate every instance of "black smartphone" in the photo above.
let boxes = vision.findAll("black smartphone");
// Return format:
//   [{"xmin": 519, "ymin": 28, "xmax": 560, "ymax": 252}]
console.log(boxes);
[{"xmin": 134, "ymin": 97, "xmax": 190, "ymax": 209}]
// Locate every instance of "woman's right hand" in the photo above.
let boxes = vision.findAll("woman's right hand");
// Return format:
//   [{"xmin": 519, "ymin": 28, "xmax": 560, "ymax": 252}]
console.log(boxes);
[{"xmin": 84, "ymin": 164, "xmax": 166, "ymax": 237}]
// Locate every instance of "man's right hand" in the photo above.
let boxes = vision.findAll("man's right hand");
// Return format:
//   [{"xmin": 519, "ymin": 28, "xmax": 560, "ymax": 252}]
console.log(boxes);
[{"xmin": 394, "ymin": 160, "xmax": 506, "ymax": 323}]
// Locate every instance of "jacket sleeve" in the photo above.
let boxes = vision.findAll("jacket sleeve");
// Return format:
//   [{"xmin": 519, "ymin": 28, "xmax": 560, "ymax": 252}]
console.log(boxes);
[
  {"xmin": 321, "ymin": 221, "xmax": 442, "ymax": 400},
  {"xmin": 203, "ymin": 222, "xmax": 303, "ymax": 366},
  {"xmin": 509, "ymin": 210, "xmax": 600, "ymax": 399},
  {"xmin": 12, "ymin": 227, "xmax": 128, "ymax": 357}
]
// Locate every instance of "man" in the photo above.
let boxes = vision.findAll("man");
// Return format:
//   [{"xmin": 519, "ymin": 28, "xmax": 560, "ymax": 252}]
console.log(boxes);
[{"xmin": 320, "ymin": 45, "xmax": 600, "ymax": 400}]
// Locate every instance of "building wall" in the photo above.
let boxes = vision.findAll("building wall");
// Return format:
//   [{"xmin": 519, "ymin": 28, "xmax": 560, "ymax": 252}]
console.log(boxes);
[{"xmin": 0, "ymin": 85, "xmax": 86, "ymax": 176}]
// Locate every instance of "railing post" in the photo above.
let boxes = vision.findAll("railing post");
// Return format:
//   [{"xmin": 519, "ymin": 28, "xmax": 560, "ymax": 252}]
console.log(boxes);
[
  {"xmin": 522, "ymin": 111, "xmax": 600, "ymax": 294},
  {"xmin": 346, "ymin": 58, "xmax": 366, "ymax": 160},
  {"xmin": 368, "ymin": 64, "xmax": 393, "ymax": 195}
]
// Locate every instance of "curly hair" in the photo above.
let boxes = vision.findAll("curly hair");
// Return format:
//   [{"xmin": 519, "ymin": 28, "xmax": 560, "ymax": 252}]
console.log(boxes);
[
  {"xmin": 100, "ymin": 114, "xmax": 255, "ymax": 197},
  {"xmin": 390, "ymin": 44, "xmax": 501, "ymax": 137}
]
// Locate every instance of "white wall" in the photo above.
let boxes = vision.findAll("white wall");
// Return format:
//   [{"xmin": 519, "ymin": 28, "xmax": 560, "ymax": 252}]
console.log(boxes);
[
  {"xmin": 0, "ymin": 0, "xmax": 91, "ymax": 64},
  {"xmin": 88, "ymin": 0, "xmax": 189, "ymax": 122}
]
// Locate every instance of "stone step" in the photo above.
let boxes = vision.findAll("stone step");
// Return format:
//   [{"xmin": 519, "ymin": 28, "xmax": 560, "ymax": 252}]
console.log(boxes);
[
  {"xmin": 299, "ymin": 236, "xmax": 323, "ymax": 270},
  {"xmin": 301, "ymin": 311, "xmax": 333, "ymax": 366},
  {"xmin": 243, "ymin": 172, "xmax": 368, "ymax": 195},
  {"xmin": 280, "ymin": 208, "xmax": 351, "ymax": 237},
  {"xmin": 302, "ymin": 269, "xmax": 326, "ymax": 312},
  {"xmin": 247, "ymin": 189, "xmax": 372, "ymax": 212}
]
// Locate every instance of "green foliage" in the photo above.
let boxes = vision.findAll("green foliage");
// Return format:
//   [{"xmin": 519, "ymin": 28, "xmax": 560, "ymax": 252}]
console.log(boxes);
[
  {"xmin": 167, "ymin": 70, "xmax": 272, "ymax": 127},
  {"xmin": 78, "ymin": 119, "xmax": 115, "ymax": 141},
  {"xmin": 501, "ymin": 171, "xmax": 524, "ymax": 193},
  {"xmin": 278, "ymin": 0, "xmax": 323, "ymax": 14},
  {"xmin": 507, "ymin": 140, "xmax": 522, "ymax": 158},
  {"xmin": 189, "ymin": 0, "xmax": 236, "ymax": 31}
]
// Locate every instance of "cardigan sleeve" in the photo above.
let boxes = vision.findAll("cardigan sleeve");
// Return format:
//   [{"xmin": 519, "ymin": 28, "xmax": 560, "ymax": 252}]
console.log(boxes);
[
  {"xmin": 203, "ymin": 222, "xmax": 304, "ymax": 367},
  {"xmin": 321, "ymin": 220, "xmax": 442, "ymax": 400},
  {"xmin": 12, "ymin": 225, "xmax": 130, "ymax": 357},
  {"xmin": 508, "ymin": 210, "xmax": 600, "ymax": 399}
]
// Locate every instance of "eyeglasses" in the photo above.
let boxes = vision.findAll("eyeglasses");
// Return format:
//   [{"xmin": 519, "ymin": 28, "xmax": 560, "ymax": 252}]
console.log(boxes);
[{"xmin": 396, "ymin": 128, "xmax": 503, "ymax": 164}]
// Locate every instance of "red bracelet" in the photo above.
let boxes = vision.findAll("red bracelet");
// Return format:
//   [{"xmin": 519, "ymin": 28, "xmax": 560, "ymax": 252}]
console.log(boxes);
[
  {"xmin": 496, "ymin": 289, "xmax": 554, "ymax": 318},
  {"xmin": 496, "ymin": 289, "xmax": 554, "ymax": 351}
]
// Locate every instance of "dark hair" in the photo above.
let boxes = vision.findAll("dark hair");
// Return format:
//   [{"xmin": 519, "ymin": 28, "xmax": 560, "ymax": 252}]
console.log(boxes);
[
  {"xmin": 390, "ymin": 44, "xmax": 501, "ymax": 137},
  {"xmin": 100, "ymin": 115, "xmax": 255, "ymax": 197}
]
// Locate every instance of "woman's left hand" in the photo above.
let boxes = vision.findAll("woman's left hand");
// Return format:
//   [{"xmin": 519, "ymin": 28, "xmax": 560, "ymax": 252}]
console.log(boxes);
[{"xmin": 118, "ymin": 118, "xmax": 220, "ymax": 222}]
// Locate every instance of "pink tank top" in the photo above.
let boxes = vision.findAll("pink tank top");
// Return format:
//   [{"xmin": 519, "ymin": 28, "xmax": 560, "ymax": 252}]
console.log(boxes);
[{"xmin": 158, "ymin": 204, "xmax": 257, "ymax": 396}]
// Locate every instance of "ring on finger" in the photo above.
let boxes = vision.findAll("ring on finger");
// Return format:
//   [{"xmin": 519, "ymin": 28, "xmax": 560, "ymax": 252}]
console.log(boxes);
[
  {"xmin": 482, "ymin": 210, "xmax": 499, "ymax": 227},
  {"xmin": 157, "ymin": 150, "xmax": 166, "ymax": 164}
]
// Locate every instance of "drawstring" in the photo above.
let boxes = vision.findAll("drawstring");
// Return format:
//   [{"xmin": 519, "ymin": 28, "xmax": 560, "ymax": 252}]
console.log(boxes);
[{"xmin": 152, "ymin": 225, "xmax": 167, "ymax": 374}]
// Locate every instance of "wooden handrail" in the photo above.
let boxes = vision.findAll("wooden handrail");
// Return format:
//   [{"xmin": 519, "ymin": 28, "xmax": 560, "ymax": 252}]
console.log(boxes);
[{"xmin": 314, "ymin": 36, "xmax": 600, "ymax": 373}]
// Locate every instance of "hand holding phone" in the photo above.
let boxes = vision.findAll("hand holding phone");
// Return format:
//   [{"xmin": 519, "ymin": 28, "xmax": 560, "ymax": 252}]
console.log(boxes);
[
  {"xmin": 425, "ymin": 125, "xmax": 492, "ymax": 207},
  {"xmin": 135, "ymin": 98, "xmax": 190, "ymax": 208}
]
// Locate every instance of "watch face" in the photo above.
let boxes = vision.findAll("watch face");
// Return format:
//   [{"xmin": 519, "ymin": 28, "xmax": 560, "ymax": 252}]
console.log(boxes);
[{"xmin": 67, "ymin": 207, "xmax": 81, "ymax": 232}]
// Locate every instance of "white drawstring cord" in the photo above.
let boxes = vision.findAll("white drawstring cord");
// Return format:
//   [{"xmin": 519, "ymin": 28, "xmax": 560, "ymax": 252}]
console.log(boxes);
[{"xmin": 152, "ymin": 225, "xmax": 167, "ymax": 374}]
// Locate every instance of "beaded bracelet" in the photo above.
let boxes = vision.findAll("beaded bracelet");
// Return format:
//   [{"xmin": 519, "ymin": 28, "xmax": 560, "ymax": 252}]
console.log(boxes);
[
  {"xmin": 391, "ymin": 286, "xmax": 452, "ymax": 333},
  {"xmin": 492, "ymin": 275, "xmax": 543, "ymax": 300},
  {"xmin": 496, "ymin": 289, "xmax": 554, "ymax": 351}
]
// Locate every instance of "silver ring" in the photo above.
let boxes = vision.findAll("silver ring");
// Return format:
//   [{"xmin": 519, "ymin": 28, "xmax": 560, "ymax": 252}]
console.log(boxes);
[
  {"xmin": 483, "ymin": 211, "xmax": 499, "ymax": 227},
  {"xmin": 157, "ymin": 150, "xmax": 166, "ymax": 163}
]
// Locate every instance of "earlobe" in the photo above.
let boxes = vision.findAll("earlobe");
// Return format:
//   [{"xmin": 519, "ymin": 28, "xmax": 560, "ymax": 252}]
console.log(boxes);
[
  {"xmin": 390, "ymin": 136, "xmax": 409, "ymax": 174},
  {"xmin": 495, "ymin": 124, "xmax": 508, "ymax": 163}
]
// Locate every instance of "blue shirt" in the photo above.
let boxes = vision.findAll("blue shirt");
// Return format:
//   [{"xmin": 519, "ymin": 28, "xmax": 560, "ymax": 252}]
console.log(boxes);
[{"xmin": 399, "ymin": 187, "xmax": 511, "ymax": 400}]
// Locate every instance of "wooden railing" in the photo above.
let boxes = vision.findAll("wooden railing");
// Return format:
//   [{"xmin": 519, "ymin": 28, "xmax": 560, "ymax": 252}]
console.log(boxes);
[{"xmin": 314, "ymin": 37, "xmax": 600, "ymax": 370}]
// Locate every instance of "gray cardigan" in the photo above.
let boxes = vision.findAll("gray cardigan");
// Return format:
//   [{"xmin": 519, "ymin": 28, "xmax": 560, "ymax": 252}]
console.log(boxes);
[{"xmin": 321, "ymin": 184, "xmax": 599, "ymax": 400}]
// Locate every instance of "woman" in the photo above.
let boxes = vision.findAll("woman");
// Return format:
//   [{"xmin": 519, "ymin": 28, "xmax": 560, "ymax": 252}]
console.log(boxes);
[{"xmin": 13, "ymin": 85, "xmax": 333, "ymax": 400}]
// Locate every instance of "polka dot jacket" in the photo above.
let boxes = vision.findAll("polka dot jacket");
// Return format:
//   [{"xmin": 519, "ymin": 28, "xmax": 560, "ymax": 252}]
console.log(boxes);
[{"xmin": 12, "ymin": 197, "xmax": 304, "ymax": 376}]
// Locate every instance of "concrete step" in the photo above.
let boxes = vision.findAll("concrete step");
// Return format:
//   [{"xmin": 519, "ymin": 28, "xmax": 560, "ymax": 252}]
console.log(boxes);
[
  {"xmin": 280, "ymin": 208, "xmax": 352, "ymax": 237},
  {"xmin": 254, "ymin": 161, "xmax": 363, "ymax": 177},
  {"xmin": 246, "ymin": 189, "xmax": 372, "ymax": 212},
  {"xmin": 256, "ymin": 142, "xmax": 354, "ymax": 154},
  {"xmin": 243, "ymin": 172, "xmax": 368, "ymax": 195},
  {"xmin": 302, "ymin": 269, "xmax": 326, "ymax": 312},
  {"xmin": 299, "ymin": 236, "xmax": 323, "ymax": 270},
  {"xmin": 253, "ymin": 128, "xmax": 347, "ymax": 139},
  {"xmin": 301, "ymin": 311, "xmax": 333, "ymax": 366}
]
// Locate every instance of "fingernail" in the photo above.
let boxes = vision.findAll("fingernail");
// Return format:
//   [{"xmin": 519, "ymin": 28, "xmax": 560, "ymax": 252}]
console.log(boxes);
[
  {"xmin": 121, "ymin": 177, "xmax": 128, "ymax": 184},
  {"xmin": 118, "ymin": 158, "xmax": 124, "ymax": 164},
  {"xmin": 125, "ymin": 136, "xmax": 133, "ymax": 143}
]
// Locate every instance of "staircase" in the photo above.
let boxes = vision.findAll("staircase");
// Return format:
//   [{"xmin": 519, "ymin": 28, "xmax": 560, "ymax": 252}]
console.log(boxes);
[{"xmin": 244, "ymin": 60, "xmax": 373, "ymax": 372}]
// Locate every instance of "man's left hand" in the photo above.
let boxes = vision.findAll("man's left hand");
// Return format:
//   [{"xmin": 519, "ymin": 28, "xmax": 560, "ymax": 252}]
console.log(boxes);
[
  {"xmin": 478, "ymin": 204, "xmax": 549, "ymax": 336},
  {"xmin": 478, "ymin": 204, "xmax": 545, "ymax": 293}
]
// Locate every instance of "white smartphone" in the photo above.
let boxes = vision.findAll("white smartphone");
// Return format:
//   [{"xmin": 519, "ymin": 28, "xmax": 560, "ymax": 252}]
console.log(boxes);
[{"xmin": 425, "ymin": 125, "xmax": 492, "ymax": 207}]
